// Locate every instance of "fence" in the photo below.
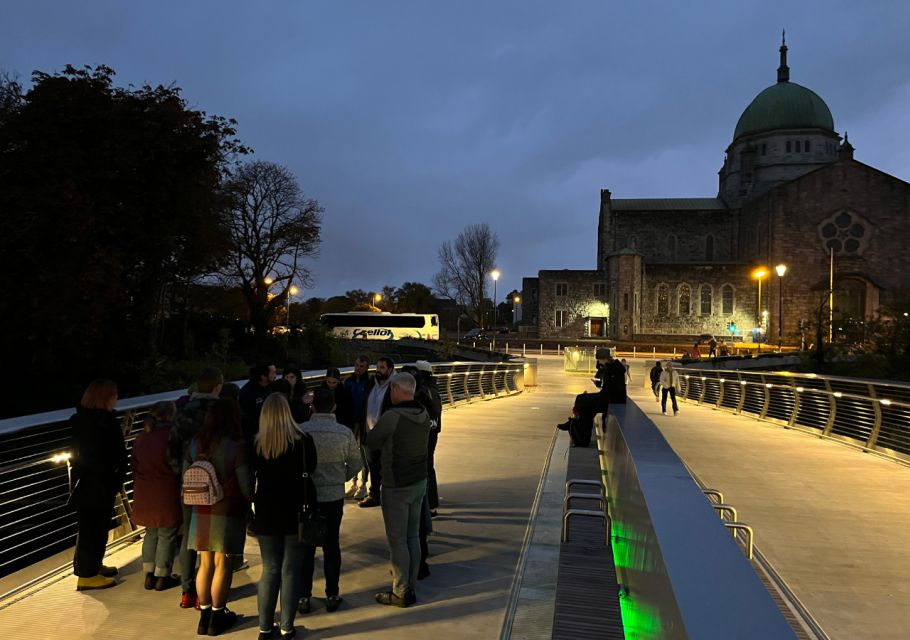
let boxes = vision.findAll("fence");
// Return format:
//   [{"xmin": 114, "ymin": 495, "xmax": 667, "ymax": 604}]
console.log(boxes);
[
  {"xmin": 675, "ymin": 368, "xmax": 910, "ymax": 463},
  {"xmin": 0, "ymin": 360, "xmax": 524, "ymax": 582}
]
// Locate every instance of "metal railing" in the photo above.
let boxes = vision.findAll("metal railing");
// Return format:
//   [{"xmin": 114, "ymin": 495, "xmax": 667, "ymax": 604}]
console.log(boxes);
[
  {"xmin": 676, "ymin": 368, "xmax": 910, "ymax": 463},
  {"xmin": 0, "ymin": 360, "xmax": 524, "ymax": 580}
]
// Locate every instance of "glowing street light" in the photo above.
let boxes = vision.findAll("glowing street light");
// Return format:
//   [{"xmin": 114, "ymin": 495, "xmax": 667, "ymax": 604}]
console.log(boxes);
[
  {"xmin": 775, "ymin": 264, "xmax": 787, "ymax": 351},
  {"xmin": 491, "ymin": 269, "xmax": 501, "ymax": 328},
  {"xmin": 373, "ymin": 292, "xmax": 382, "ymax": 308},
  {"xmin": 287, "ymin": 285, "xmax": 299, "ymax": 327},
  {"xmin": 751, "ymin": 267, "xmax": 768, "ymax": 335},
  {"xmin": 264, "ymin": 276, "xmax": 274, "ymax": 286}
]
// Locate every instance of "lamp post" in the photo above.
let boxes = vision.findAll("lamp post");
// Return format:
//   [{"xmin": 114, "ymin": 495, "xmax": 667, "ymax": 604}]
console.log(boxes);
[
  {"xmin": 751, "ymin": 267, "xmax": 768, "ymax": 339},
  {"xmin": 491, "ymin": 269, "xmax": 501, "ymax": 328},
  {"xmin": 775, "ymin": 264, "xmax": 787, "ymax": 351},
  {"xmin": 287, "ymin": 285, "xmax": 299, "ymax": 328},
  {"xmin": 513, "ymin": 295, "xmax": 521, "ymax": 326},
  {"xmin": 373, "ymin": 292, "xmax": 382, "ymax": 310}
]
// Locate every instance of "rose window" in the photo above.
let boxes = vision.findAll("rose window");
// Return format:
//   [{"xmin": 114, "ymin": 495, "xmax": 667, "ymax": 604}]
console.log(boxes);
[{"xmin": 818, "ymin": 210, "xmax": 870, "ymax": 255}]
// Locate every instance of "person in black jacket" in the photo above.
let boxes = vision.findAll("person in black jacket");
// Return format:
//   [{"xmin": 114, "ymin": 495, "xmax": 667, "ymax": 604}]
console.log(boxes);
[
  {"xmin": 69, "ymin": 378, "xmax": 127, "ymax": 591},
  {"xmin": 252, "ymin": 393, "xmax": 310, "ymax": 639},
  {"xmin": 558, "ymin": 349, "xmax": 612, "ymax": 447},
  {"xmin": 649, "ymin": 361, "xmax": 663, "ymax": 402},
  {"xmin": 239, "ymin": 363, "xmax": 276, "ymax": 443},
  {"xmin": 321, "ymin": 368, "xmax": 355, "ymax": 429}
]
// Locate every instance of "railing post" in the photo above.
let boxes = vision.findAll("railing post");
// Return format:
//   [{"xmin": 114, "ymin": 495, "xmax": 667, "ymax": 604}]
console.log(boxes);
[
  {"xmin": 788, "ymin": 379, "xmax": 800, "ymax": 428},
  {"xmin": 759, "ymin": 377, "xmax": 771, "ymax": 419},
  {"xmin": 446, "ymin": 373, "xmax": 454, "ymax": 405},
  {"xmin": 717, "ymin": 377, "xmax": 725, "ymax": 408},
  {"xmin": 822, "ymin": 379, "xmax": 837, "ymax": 436},
  {"xmin": 865, "ymin": 383, "xmax": 882, "ymax": 450},
  {"xmin": 463, "ymin": 372, "xmax": 471, "ymax": 402},
  {"xmin": 523, "ymin": 343, "xmax": 526, "ymax": 357},
  {"xmin": 735, "ymin": 372, "xmax": 747, "ymax": 414},
  {"xmin": 540, "ymin": 344, "xmax": 543, "ymax": 355},
  {"xmin": 505, "ymin": 342, "xmax": 509, "ymax": 354}
]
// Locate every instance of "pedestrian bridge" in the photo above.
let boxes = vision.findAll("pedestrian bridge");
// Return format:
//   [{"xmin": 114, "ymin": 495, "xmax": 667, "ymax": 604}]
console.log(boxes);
[{"xmin": 0, "ymin": 357, "xmax": 908, "ymax": 639}]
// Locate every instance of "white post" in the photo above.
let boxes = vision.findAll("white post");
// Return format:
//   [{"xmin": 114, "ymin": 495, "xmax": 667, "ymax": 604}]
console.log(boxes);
[
  {"xmin": 505, "ymin": 342, "xmax": 509, "ymax": 354},
  {"xmin": 557, "ymin": 344, "xmax": 561, "ymax": 355},
  {"xmin": 633, "ymin": 346, "xmax": 637, "ymax": 358},
  {"xmin": 523, "ymin": 343, "xmax": 526, "ymax": 357},
  {"xmin": 653, "ymin": 346, "xmax": 656, "ymax": 356},
  {"xmin": 673, "ymin": 347, "xmax": 676, "ymax": 356},
  {"xmin": 540, "ymin": 344, "xmax": 543, "ymax": 355}
]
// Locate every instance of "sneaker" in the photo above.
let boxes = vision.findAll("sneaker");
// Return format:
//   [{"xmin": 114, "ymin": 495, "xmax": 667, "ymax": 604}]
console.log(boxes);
[
  {"xmin": 344, "ymin": 484, "xmax": 358, "ymax": 499},
  {"xmin": 76, "ymin": 575, "xmax": 116, "ymax": 591},
  {"xmin": 155, "ymin": 575, "xmax": 180, "ymax": 591},
  {"xmin": 556, "ymin": 419, "xmax": 571, "ymax": 431},
  {"xmin": 358, "ymin": 495, "xmax": 381, "ymax": 508},
  {"xmin": 673, "ymin": 410, "xmax": 679, "ymax": 416},
  {"xmin": 280, "ymin": 631, "xmax": 296, "ymax": 639},
  {"xmin": 196, "ymin": 608, "xmax": 212, "ymax": 635},
  {"xmin": 662, "ymin": 411, "xmax": 667, "ymax": 415},
  {"xmin": 180, "ymin": 591, "xmax": 199, "ymax": 609},
  {"xmin": 297, "ymin": 597, "xmax": 311, "ymax": 614},
  {"xmin": 231, "ymin": 556, "xmax": 249, "ymax": 572},
  {"xmin": 99, "ymin": 564, "xmax": 118, "ymax": 577},
  {"xmin": 325, "ymin": 595, "xmax": 342, "ymax": 612},
  {"xmin": 258, "ymin": 625, "xmax": 280, "ymax": 640},
  {"xmin": 353, "ymin": 486, "xmax": 367, "ymax": 501},
  {"xmin": 144, "ymin": 572, "xmax": 156, "ymax": 590}
]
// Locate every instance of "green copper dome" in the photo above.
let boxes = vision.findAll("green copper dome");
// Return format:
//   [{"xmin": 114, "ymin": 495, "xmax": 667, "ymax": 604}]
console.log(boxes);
[{"xmin": 733, "ymin": 80, "xmax": 834, "ymax": 140}]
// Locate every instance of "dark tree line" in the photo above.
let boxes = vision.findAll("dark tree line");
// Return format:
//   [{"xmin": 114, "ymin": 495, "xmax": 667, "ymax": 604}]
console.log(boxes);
[{"xmin": 0, "ymin": 66, "xmax": 322, "ymax": 417}]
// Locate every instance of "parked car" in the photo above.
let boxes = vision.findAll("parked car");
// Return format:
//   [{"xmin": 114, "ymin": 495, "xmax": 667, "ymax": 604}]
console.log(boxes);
[{"xmin": 463, "ymin": 328, "xmax": 490, "ymax": 340}]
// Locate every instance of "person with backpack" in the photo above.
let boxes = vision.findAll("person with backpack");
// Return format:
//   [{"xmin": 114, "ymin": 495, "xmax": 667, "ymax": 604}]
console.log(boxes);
[
  {"xmin": 168, "ymin": 367, "xmax": 223, "ymax": 609},
  {"xmin": 131, "ymin": 401, "xmax": 182, "ymax": 591},
  {"xmin": 183, "ymin": 398, "xmax": 252, "ymax": 636},
  {"xmin": 252, "ymin": 393, "xmax": 313, "ymax": 640}
]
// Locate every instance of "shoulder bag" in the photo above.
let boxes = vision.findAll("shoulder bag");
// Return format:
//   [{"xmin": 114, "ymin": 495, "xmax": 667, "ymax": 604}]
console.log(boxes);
[{"xmin": 298, "ymin": 433, "xmax": 327, "ymax": 547}]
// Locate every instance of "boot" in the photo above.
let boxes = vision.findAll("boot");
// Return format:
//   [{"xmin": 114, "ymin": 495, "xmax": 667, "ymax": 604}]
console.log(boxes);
[
  {"xmin": 76, "ymin": 575, "xmax": 116, "ymax": 591},
  {"xmin": 99, "ymin": 564, "xmax": 118, "ymax": 577},
  {"xmin": 207, "ymin": 607, "xmax": 238, "ymax": 636},
  {"xmin": 196, "ymin": 608, "xmax": 212, "ymax": 635}
]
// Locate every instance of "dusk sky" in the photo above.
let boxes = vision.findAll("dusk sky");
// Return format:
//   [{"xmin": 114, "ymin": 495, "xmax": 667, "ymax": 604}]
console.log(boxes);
[{"xmin": 3, "ymin": 2, "xmax": 909, "ymax": 301}]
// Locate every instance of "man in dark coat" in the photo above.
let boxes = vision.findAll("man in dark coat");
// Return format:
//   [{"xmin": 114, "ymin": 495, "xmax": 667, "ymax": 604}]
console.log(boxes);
[
  {"xmin": 558, "ymin": 348, "xmax": 612, "ymax": 447},
  {"xmin": 649, "ymin": 361, "xmax": 663, "ymax": 402},
  {"xmin": 601, "ymin": 352, "xmax": 627, "ymax": 404},
  {"xmin": 238, "ymin": 363, "xmax": 276, "ymax": 444}
]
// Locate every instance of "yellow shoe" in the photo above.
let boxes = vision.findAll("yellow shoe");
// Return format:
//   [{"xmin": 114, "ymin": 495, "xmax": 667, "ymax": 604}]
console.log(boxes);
[{"xmin": 76, "ymin": 575, "xmax": 116, "ymax": 591}]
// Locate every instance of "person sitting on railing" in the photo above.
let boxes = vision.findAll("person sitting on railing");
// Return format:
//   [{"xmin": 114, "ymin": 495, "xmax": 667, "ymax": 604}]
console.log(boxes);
[
  {"xmin": 659, "ymin": 362, "xmax": 681, "ymax": 416},
  {"xmin": 69, "ymin": 378, "xmax": 127, "ymax": 592},
  {"xmin": 132, "ymin": 401, "xmax": 182, "ymax": 592},
  {"xmin": 557, "ymin": 348, "xmax": 612, "ymax": 447}
]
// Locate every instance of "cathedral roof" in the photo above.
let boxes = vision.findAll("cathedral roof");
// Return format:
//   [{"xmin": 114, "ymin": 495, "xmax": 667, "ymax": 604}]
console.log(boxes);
[
  {"xmin": 611, "ymin": 198, "xmax": 727, "ymax": 211},
  {"xmin": 733, "ymin": 36, "xmax": 834, "ymax": 141}
]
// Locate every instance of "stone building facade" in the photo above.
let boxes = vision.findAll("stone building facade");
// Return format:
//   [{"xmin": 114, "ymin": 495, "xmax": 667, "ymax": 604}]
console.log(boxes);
[{"xmin": 523, "ymin": 39, "xmax": 910, "ymax": 342}]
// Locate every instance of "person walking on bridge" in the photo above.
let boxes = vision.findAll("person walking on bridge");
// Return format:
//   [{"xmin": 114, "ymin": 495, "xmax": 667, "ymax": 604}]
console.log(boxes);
[
  {"xmin": 649, "ymin": 361, "xmax": 663, "ymax": 402},
  {"xmin": 659, "ymin": 362, "xmax": 681, "ymax": 416}
]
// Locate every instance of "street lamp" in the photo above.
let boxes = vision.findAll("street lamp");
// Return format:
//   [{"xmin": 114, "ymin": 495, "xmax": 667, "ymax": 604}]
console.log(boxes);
[
  {"xmin": 751, "ymin": 267, "xmax": 768, "ymax": 339},
  {"xmin": 287, "ymin": 285, "xmax": 299, "ymax": 328},
  {"xmin": 513, "ymin": 295, "xmax": 521, "ymax": 326},
  {"xmin": 491, "ymin": 269, "xmax": 500, "ymax": 328},
  {"xmin": 373, "ymin": 292, "xmax": 382, "ymax": 309},
  {"xmin": 775, "ymin": 264, "xmax": 787, "ymax": 351}
]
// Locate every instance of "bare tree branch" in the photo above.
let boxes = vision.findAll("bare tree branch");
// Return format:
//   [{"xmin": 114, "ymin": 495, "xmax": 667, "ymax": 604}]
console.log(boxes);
[{"xmin": 433, "ymin": 223, "xmax": 499, "ymax": 327}]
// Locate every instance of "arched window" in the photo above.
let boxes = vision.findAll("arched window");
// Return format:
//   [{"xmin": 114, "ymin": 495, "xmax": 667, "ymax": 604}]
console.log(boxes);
[
  {"xmin": 667, "ymin": 235, "xmax": 677, "ymax": 261},
  {"xmin": 678, "ymin": 284, "xmax": 691, "ymax": 316},
  {"xmin": 657, "ymin": 284, "xmax": 669, "ymax": 316},
  {"xmin": 627, "ymin": 235, "xmax": 637, "ymax": 251},
  {"xmin": 804, "ymin": 140, "xmax": 810, "ymax": 152},
  {"xmin": 705, "ymin": 235, "xmax": 715, "ymax": 261},
  {"xmin": 700, "ymin": 285, "xmax": 712, "ymax": 316},
  {"xmin": 721, "ymin": 284, "xmax": 734, "ymax": 314}
]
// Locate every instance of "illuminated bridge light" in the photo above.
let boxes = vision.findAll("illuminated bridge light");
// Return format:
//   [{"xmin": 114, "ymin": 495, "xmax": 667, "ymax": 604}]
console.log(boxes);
[
  {"xmin": 796, "ymin": 387, "xmax": 804, "ymax": 393},
  {"xmin": 719, "ymin": 378, "xmax": 725, "ymax": 383},
  {"xmin": 765, "ymin": 383, "xmax": 773, "ymax": 388},
  {"xmin": 833, "ymin": 392, "xmax": 843, "ymax": 398},
  {"xmin": 740, "ymin": 381, "xmax": 748, "ymax": 385},
  {"xmin": 701, "ymin": 377, "xmax": 707, "ymax": 381},
  {"xmin": 880, "ymin": 399, "xmax": 892, "ymax": 405},
  {"xmin": 49, "ymin": 452, "xmax": 72, "ymax": 464}
]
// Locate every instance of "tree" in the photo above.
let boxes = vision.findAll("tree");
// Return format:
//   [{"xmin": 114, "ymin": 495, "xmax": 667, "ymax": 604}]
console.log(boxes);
[
  {"xmin": 221, "ymin": 160, "xmax": 323, "ymax": 337},
  {"xmin": 433, "ymin": 223, "xmax": 500, "ymax": 327},
  {"xmin": 0, "ymin": 64, "xmax": 245, "ymax": 415},
  {"xmin": 395, "ymin": 282, "xmax": 436, "ymax": 313}
]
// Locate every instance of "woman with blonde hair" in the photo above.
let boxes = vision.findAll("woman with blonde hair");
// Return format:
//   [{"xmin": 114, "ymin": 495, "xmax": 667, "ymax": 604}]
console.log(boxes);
[
  {"xmin": 69, "ymin": 378, "xmax": 127, "ymax": 591},
  {"xmin": 252, "ymin": 393, "xmax": 313, "ymax": 639}
]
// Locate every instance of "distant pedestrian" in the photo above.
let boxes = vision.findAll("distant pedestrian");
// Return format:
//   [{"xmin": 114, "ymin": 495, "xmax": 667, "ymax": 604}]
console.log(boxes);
[
  {"xmin": 298, "ymin": 388, "xmax": 362, "ymax": 615},
  {"xmin": 649, "ymin": 361, "xmax": 663, "ymax": 402},
  {"xmin": 132, "ymin": 401, "xmax": 182, "ymax": 591},
  {"xmin": 366, "ymin": 373, "xmax": 430, "ymax": 608},
  {"xmin": 321, "ymin": 367, "xmax": 355, "ymax": 430},
  {"xmin": 240, "ymin": 363, "xmax": 277, "ymax": 444},
  {"xmin": 282, "ymin": 366, "xmax": 309, "ymax": 423},
  {"xmin": 602, "ymin": 351, "xmax": 627, "ymax": 403},
  {"xmin": 620, "ymin": 358, "xmax": 632, "ymax": 386},
  {"xmin": 659, "ymin": 362, "xmax": 680, "ymax": 416},
  {"xmin": 69, "ymin": 378, "xmax": 127, "ymax": 591},
  {"xmin": 709, "ymin": 336, "xmax": 718, "ymax": 358},
  {"xmin": 184, "ymin": 398, "xmax": 253, "ymax": 636}
]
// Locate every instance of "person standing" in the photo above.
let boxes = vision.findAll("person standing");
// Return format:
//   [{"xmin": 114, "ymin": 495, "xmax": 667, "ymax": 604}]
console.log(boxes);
[
  {"xmin": 659, "ymin": 362, "xmax": 681, "ymax": 416},
  {"xmin": 169, "ymin": 367, "xmax": 224, "ymax": 609},
  {"xmin": 69, "ymin": 378, "xmax": 127, "ymax": 591},
  {"xmin": 413, "ymin": 361, "xmax": 442, "ymax": 514},
  {"xmin": 648, "ymin": 361, "xmax": 663, "ymax": 403},
  {"xmin": 281, "ymin": 366, "xmax": 309, "ymax": 423},
  {"xmin": 184, "ymin": 399, "xmax": 253, "ymax": 636},
  {"xmin": 343, "ymin": 355, "xmax": 371, "ymax": 501},
  {"xmin": 602, "ymin": 351, "xmax": 628, "ymax": 404},
  {"xmin": 709, "ymin": 336, "xmax": 718, "ymax": 358},
  {"xmin": 252, "ymin": 393, "xmax": 310, "ymax": 640},
  {"xmin": 240, "ymin": 363, "xmax": 277, "ymax": 445},
  {"xmin": 558, "ymin": 348, "xmax": 612, "ymax": 448},
  {"xmin": 298, "ymin": 388, "xmax": 362, "ymax": 615},
  {"xmin": 132, "ymin": 401, "xmax": 182, "ymax": 591},
  {"xmin": 365, "ymin": 372, "xmax": 430, "ymax": 608},
  {"xmin": 359, "ymin": 357, "xmax": 394, "ymax": 508},
  {"xmin": 321, "ymin": 367, "xmax": 355, "ymax": 430}
]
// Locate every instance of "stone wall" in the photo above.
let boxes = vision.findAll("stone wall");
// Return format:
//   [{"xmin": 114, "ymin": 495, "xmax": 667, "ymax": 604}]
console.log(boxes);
[
  {"xmin": 537, "ymin": 270, "xmax": 609, "ymax": 338},
  {"xmin": 602, "ymin": 209, "xmax": 738, "ymax": 265}
]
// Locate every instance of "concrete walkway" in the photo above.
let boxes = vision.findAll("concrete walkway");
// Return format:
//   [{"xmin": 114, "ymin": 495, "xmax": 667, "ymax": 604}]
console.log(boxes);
[
  {"xmin": 0, "ymin": 357, "xmax": 583, "ymax": 640},
  {"xmin": 623, "ymin": 359, "xmax": 910, "ymax": 640}
]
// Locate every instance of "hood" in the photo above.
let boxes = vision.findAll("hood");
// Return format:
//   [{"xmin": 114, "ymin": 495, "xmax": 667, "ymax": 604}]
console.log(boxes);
[{"xmin": 390, "ymin": 401, "xmax": 428, "ymax": 425}]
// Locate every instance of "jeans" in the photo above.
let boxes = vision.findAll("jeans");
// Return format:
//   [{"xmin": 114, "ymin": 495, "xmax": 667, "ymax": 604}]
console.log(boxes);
[
  {"xmin": 257, "ymin": 534, "xmax": 307, "ymax": 633},
  {"xmin": 427, "ymin": 430, "xmax": 439, "ymax": 510},
  {"xmin": 301, "ymin": 499, "xmax": 344, "ymax": 597},
  {"xmin": 380, "ymin": 480, "xmax": 426, "ymax": 597},
  {"xmin": 358, "ymin": 444, "xmax": 369, "ymax": 484},
  {"xmin": 178, "ymin": 505, "xmax": 197, "ymax": 592},
  {"xmin": 73, "ymin": 507, "xmax": 111, "ymax": 577},
  {"xmin": 142, "ymin": 526, "xmax": 179, "ymax": 577},
  {"xmin": 662, "ymin": 387, "xmax": 679, "ymax": 413}
]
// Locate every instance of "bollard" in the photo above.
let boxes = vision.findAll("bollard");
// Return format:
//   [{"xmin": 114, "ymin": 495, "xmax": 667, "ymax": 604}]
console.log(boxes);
[
  {"xmin": 540, "ymin": 344, "xmax": 543, "ymax": 355},
  {"xmin": 473, "ymin": 341, "xmax": 476, "ymax": 348},
  {"xmin": 523, "ymin": 343, "xmax": 526, "ymax": 357},
  {"xmin": 557, "ymin": 344, "xmax": 561, "ymax": 355},
  {"xmin": 633, "ymin": 346, "xmax": 636, "ymax": 358},
  {"xmin": 653, "ymin": 346, "xmax": 656, "ymax": 356},
  {"xmin": 505, "ymin": 342, "xmax": 509, "ymax": 354},
  {"xmin": 673, "ymin": 347, "xmax": 676, "ymax": 356}
]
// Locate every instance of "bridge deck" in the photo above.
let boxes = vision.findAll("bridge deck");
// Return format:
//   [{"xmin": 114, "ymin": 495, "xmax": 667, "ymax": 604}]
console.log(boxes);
[
  {"xmin": 625, "ymin": 360, "xmax": 910, "ymax": 640},
  {"xmin": 0, "ymin": 357, "xmax": 588, "ymax": 639}
]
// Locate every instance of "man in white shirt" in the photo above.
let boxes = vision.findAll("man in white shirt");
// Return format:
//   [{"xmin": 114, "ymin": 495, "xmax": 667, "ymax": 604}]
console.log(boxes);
[{"xmin": 359, "ymin": 357, "xmax": 394, "ymax": 507}]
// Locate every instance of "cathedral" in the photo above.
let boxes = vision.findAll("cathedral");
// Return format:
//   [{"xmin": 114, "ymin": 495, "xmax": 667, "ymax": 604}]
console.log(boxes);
[{"xmin": 521, "ymin": 39, "xmax": 910, "ymax": 343}]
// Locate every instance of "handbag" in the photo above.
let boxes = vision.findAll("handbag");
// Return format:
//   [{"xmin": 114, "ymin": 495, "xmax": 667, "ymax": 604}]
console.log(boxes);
[{"xmin": 298, "ymin": 432, "xmax": 327, "ymax": 547}]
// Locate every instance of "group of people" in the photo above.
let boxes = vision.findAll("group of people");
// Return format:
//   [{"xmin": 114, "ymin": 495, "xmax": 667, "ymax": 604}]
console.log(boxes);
[{"xmin": 68, "ymin": 355, "xmax": 443, "ymax": 639}]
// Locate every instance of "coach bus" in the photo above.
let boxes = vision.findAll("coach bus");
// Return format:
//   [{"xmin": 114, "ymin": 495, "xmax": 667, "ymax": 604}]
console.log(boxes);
[{"xmin": 320, "ymin": 312, "xmax": 440, "ymax": 340}]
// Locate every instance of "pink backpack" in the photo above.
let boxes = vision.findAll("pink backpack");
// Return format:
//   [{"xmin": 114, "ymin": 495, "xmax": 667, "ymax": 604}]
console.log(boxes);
[{"xmin": 182, "ymin": 459, "xmax": 224, "ymax": 506}]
